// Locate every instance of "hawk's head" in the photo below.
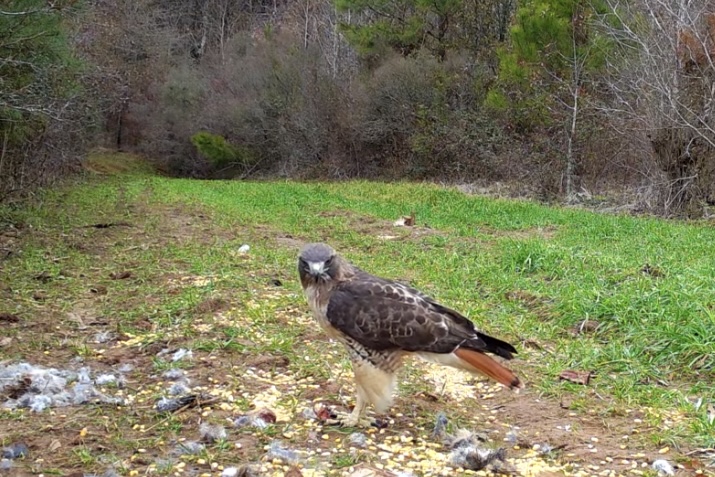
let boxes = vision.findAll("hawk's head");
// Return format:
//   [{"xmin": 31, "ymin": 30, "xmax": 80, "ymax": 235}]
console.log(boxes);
[{"xmin": 298, "ymin": 243, "xmax": 338, "ymax": 285}]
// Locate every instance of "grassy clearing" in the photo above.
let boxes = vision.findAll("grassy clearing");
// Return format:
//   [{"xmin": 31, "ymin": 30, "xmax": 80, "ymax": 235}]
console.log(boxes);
[{"xmin": 1, "ymin": 154, "xmax": 714, "ymax": 476}]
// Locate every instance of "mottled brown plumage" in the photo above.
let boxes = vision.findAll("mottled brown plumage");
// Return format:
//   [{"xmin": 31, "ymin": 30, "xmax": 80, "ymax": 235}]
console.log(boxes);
[{"xmin": 298, "ymin": 243, "xmax": 521, "ymax": 427}]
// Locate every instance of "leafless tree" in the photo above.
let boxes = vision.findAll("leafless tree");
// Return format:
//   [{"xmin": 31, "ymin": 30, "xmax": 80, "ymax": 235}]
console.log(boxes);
[{"xmin": 600, "ymin": 0, "xmax": 715, "ymax": 215}]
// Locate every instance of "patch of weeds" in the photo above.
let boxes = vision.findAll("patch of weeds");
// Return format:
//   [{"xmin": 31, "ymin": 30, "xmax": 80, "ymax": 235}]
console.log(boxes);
[
  {"xmin": 72, "ymin": 446, "xmax": 97, "ymax": 466},
  {"xmin": 332, "ymin": 453, "xmax": 360, "ymax": 468}
]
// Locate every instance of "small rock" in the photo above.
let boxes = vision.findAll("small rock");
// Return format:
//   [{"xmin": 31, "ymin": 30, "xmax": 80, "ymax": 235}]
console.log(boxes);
[{"xmin": 238, "ymin": 244, "xmax": 250, "ymax": 254}]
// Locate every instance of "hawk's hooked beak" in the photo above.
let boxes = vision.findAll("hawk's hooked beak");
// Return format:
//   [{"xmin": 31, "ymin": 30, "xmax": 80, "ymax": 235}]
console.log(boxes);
[{"xmin": 307, "ymin": 261, "xmax": 326, "ymax": 277}]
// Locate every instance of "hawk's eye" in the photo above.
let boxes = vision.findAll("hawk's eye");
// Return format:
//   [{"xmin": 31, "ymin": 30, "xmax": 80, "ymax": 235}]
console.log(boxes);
[{"xmin": 325, "ymin": 256, "xmax": 334, "ymax": 267}]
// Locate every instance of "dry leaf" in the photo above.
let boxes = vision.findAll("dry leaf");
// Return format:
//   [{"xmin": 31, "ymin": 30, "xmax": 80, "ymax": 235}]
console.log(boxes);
[
  {"xmin": 284, "ymin": 467, "xmax": 304, "ymax": 477},
  {"xmin": 559, "ymin": 369, "xmax": 593, "ymax": 385},
  {"xmin": 33, "ymin": 271, "xmax": 53, "ymax": 283},
  {"xmin": 393, "ymin": 211, "xmax": 415, "ymax": 227},
  {"xmin": 641, "ymin": 264, "xmax": 665, "ymax": 278},
  {"xmin": 32, "ymin": 291, "xmax": 47, "ymax": 301},
  {"xmin": 523, "ymin": 338, "xmax": 544, "ymax": 350},
  {"xmin": 109, "ymin": 271, "xmax": 132, "ymax": 280},
  {"xmin": 571, "ymin": 319, "xmax": 601, "ymax": 335},
  {"xmin": 0, "ymin": 313, "xmax": 19, "ymax": 323}
]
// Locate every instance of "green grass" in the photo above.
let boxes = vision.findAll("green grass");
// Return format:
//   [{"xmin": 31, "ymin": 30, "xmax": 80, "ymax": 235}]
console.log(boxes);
[{"xmin": 1, "ymin": 156, "xmax": 714, "ymax": 468}]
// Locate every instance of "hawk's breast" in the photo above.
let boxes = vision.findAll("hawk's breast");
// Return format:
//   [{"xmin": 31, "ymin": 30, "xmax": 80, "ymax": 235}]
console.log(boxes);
[{"xmin": 303, "ymin": 284, "xmax": 345, "ymax": 341}]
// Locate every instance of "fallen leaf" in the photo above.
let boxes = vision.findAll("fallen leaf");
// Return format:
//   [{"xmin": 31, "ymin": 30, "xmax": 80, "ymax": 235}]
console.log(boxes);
[
  {"xmin": 193, "ymin": 297, "xmax": 229, "ymax": 314},
  {"xmin": 90, "ymin": 285, "xmax": 108, "ymax": 295},
  {"xmin": 109, "ymin": 271, "xmax": 132, "ymax": 280},
  {"xmin": 641, "ymin": 263, "xmax": 665, "ymax": 278},
  {"xmin": 394, "ymin": 212, "xmax": 416, "ymax": 227},
  {"xmin": 0, "ymin": 337, "xmax": 11, "ymax": 347},
  {"xmin": 559, "ymin": 369, "xmax": 593, "ymax": 385},
  {"xmin": 32, "ymin": 291, "xmax": 47, "ymax": 301},
  {"xmin": 284, "ymin": 466, "xmax": 303, "ymax": 477},
  {"xmin": 33, "ymin": 271, "xmax": 53, "ymax": 283},
  {"xmin": 0, "ymin": 313, "xmax": 19, "ymax": 323},
  {"xmin": 571, "ymin": 319, "xmax": 600, "ymax": 335},
  {"xmin": 523, "ymin": 338, "xmax": 544, "ymax": 350}
]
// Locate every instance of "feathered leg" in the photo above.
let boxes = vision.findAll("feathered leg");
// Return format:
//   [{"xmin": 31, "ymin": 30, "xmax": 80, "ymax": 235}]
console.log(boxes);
[{"xmin": 327, "ymin": 357, "xmax": 396, "ymax": 428}]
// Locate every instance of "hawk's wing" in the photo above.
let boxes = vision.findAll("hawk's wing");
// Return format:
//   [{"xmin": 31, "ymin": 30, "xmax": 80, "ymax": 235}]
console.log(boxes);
[{"xmin": 326, "ymin": 273, "xmax": 517, "ymax": 359}]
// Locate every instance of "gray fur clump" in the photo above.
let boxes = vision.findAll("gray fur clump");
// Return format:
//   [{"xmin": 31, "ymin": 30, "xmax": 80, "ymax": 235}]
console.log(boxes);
[{"xmin": 0, "ymin": 362, "xmax": 124, "ymax": 412}]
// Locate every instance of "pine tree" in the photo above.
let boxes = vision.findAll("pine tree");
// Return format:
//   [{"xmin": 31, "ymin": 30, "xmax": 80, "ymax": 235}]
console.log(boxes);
[{"xmin": 487, "ymin": 0, "xmax": 608, "ymax": 198}]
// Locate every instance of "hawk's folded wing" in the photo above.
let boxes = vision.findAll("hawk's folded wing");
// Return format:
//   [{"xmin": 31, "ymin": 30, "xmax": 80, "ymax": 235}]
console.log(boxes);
[{"xmin": 326, "ymin": 274, "xmax": 517, "ymax": 359}]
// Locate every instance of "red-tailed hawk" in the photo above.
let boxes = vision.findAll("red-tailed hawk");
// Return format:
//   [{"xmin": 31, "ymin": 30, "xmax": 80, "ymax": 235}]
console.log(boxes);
[{"xmin": 298, "ymin": 243, "xmax": 522, "ymax": 427}]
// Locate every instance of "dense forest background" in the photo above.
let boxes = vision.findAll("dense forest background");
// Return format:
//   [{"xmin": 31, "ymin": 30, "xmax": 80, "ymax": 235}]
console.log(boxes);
[{"xmin": 2, "ymin": 0, "xmax": 715, "ymax": 216}]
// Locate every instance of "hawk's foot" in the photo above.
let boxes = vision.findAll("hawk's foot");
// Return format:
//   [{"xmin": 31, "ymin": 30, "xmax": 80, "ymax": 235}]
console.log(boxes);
[{"xmin": 324, "ymin": 410, "xmax": 387, "ymax": 429}]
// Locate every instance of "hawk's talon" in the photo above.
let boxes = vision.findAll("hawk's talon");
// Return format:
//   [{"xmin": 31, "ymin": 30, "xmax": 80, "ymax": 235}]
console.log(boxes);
[{"xmin": 323, "ymin": 411, "xmax": 384, "ymax": 429}]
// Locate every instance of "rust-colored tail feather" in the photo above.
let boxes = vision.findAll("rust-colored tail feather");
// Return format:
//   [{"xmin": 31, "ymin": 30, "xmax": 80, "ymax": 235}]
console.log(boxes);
[{"xmin": 454, "ymin": 348, "xmax": 523, "ymax": 390}]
